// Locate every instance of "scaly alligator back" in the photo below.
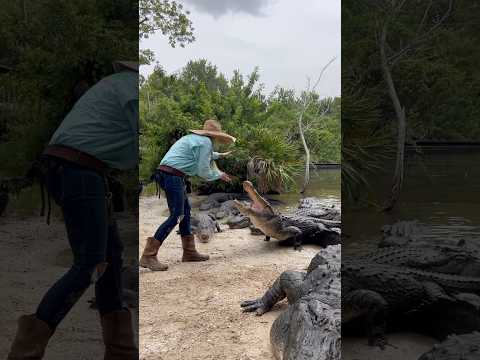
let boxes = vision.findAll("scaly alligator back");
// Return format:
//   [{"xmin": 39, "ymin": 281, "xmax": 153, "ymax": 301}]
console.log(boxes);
[
  {"xmin": 358, "ymin": 245, "xmax": 480, "ymax": 277},
  {"xmin": 344, "ymin": 260, "xmax": 480, "ymax": 296}
]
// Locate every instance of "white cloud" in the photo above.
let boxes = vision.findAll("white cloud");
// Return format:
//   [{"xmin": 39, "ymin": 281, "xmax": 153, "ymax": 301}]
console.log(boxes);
[
  {"xmin": 141, "ymin": 0, "xmax": 341, "ymax": 97},
  {"xmin": 183, "ymin": 0, "xmax": 273, "ymax": 17}
]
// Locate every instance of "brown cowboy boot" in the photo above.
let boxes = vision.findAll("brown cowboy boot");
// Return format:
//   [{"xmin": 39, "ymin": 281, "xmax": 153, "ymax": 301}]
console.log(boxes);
[
  {"xmin": 7, "ymin": 314, "xmax": 53, "ymax": 360},
  {"xmin": 139, "ymin": 236, "xmax": 168, "ymax": 271},
  {"xmin": 181, "ymin": 234, "xmax": 209, "ymax": 262},
  {"xmin": 101, "ymin": 309, "xmax": 138, "ymax": 360}
]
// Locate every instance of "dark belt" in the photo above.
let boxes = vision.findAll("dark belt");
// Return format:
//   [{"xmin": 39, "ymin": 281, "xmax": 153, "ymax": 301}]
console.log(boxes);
[
  {"xmin": 43, "ymin": 145, "xmax": 109, "ymax": 174},
  {"xmin": 157, "ymin": 165, "xmax": 185, "ymax": 177}
]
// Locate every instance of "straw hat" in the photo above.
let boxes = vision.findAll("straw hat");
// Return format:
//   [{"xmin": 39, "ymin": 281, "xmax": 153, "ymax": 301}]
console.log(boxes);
[
  {"xmin": 190, "ymin": 119, "xmax": 236, "ymax": 144},
  {"xmin": 112, "ymin": 61, "xmax": 139, "ymax": 73}
]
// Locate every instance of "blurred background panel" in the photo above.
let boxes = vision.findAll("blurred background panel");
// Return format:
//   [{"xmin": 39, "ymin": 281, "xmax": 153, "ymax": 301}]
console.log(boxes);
[
  {"xmin": 341, "ymin": 1, "xmax": 480, "ymax": 359},
  {"xmin": 0, "ymin": 1, "xmax": 139, "ymax": 358}
]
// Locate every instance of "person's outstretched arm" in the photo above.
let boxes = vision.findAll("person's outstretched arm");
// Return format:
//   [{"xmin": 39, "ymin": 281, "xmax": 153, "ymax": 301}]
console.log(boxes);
[{"xmin": 196, "ymin": 143, "xmax": 232, "ymax": 182}]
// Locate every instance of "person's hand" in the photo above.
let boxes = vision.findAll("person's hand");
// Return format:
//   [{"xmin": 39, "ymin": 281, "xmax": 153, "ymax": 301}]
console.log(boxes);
[
  {"xmin": 217, "ymin": 151, "xmax": 233, "ymax": 158},
  {"xmin": 220, "ymin": 173, "xmax": 233, "ymax": 183}
]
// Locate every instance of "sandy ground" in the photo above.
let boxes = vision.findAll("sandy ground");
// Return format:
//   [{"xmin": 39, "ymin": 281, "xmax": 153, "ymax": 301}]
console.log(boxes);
[
  {"xmin": 140, "ymin": 195, "xmax": 439, "ymax": 360},
  {"xmin": 139, "ymin": 195, "xmax": 320, "ymax": 360},
  {"xmin": 342, "ymin": 333, "xmax": 436, "ymax": 360},
  {"xmin": 0, "ymin": 210, "xmax": 138, "ymax": 359},
  {"xmin": 1, "ymin": 194, "xmax": 439, "ymax": 359}
]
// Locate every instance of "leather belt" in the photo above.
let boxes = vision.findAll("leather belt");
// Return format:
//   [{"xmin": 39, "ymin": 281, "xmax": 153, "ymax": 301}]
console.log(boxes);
[
  {"xmin": 157, "ymin": 165, "xmax": 185, "ymax": 177},
  {"xmin": 43, "ymin": 145, "xmax": 109, "ymax": 174}
]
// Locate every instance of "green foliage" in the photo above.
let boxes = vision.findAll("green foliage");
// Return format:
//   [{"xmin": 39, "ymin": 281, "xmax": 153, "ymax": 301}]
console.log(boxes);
[
  {"xmin": 139, "ymin": 0, "xmax": 195, "ymax": 63},
  {"xmin": 0, "ymin": 0, "xmax": 138, "ymax": 176},
  {"xmin": 140, "ymin": 59, "xmax": 340, "ymax": 193}
]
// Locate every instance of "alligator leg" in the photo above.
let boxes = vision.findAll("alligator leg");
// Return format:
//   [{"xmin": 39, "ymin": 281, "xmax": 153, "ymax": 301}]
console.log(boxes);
[
  {"xmin": 241, "ymin": 271, "xmax": 306, "ymax": 315},
  {"xmin": 264, "ymin": 235, "xmax": 270, "ymax": 242},
  {"xmin": 343, "ymin": 289, "xmax": 388, "ymax": 349},
  {"xmin": 215, "ymin": 222, "xmax": 222, "ymax": 233},
  {"xmin": 279, "ymin": 226, "xmax": 303, "ymax": 251},
  {"xmin": 292, "ymin": 235, "xmax": 303, "ymax": 251},
  {"xmin": 422, "ymin": 281, "xmax": 456, "ymax": 304}
]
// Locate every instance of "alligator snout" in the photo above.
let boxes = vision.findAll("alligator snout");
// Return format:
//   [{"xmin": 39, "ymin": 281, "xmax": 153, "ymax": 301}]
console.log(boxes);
[{"xmin": 199, "ymin": 234, "xmax": 210, "ymax": 243}]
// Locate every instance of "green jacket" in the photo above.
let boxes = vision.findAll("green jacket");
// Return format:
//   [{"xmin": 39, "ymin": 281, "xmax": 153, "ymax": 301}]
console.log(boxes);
[{"xmin": 49, "ymin": 71, "xmax": 139, "ymax": 170}]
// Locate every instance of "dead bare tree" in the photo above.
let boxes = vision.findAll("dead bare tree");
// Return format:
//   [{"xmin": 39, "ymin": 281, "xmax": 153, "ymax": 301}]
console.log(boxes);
[
  {"xmin": 377, "ymin": 0, "xmax": 453, "ymax": 211},
  {"xmin": 299, "ymin": 57, "xmax": 337, "ymax": 194}
]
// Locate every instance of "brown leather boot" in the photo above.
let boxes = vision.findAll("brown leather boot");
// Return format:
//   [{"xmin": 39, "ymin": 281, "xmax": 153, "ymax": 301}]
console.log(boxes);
[
  {"xmin": 101, "ymin": 309, "xmax": 138, "ymax": 360},
  {"xmin": 139, "ymin": 236, "xmax": 168, "ymax": 271},
  {"xmin": 7, "ymin": 314, "xmax": 53, "ymax": 359},
  {"xmin": 181, "ymin": 234, "xmax": 209, "ymax": 262}
]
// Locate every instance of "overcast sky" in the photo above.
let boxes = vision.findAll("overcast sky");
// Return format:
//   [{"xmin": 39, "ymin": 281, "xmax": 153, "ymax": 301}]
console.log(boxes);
[{"xmin": 140, "ymin": 0, "xmax": 341, "ymax": 97}]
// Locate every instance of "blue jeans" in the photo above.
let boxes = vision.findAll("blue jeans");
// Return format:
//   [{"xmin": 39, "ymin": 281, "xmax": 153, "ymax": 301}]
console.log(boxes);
[
  {"xmin": 36, "ymin": 159, "xmax": 124, "ymax": 329},
  {"xmin": 153, "ymin": 171, "xmax": 192, "ymax": 243}
]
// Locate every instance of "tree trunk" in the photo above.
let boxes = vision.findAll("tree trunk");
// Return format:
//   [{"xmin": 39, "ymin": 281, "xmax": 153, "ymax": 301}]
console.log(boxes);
[
  {"xmin": 298, "ymin": 112, "xmax": 310, "ymax": 194},
  {"xmin": 379, "ymin": 22, "xmax": 406, "ymax": 211},
  {"xmin": 297, "ymin": 57, "xmax": 336, "ymax": 194}
]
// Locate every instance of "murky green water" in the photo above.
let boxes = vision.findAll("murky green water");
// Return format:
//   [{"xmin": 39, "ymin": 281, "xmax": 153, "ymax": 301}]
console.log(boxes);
[
  {"xmin": 272, "ymin": 168, "xmax": 341, "ymax": 212},
  {"xmin": 344, "ymin": 147, "xmax": 480, "ymax": 255}
]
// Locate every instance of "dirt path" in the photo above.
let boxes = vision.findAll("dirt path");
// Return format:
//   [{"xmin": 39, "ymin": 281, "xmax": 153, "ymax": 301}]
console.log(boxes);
[
  {"xmin": 0, "ymin": 211, "xmax": 138, "ymax": 359},
  {"xmin": 342, "ymin": 333, "xmax": 436, "ymax": 360},
  {"xmin": 139, "ymin": 195, "xmax": 319, "ymax": 360},
  {"xmin": 0, "ymin": 216, "xmax": 102, "ymax": 358}
]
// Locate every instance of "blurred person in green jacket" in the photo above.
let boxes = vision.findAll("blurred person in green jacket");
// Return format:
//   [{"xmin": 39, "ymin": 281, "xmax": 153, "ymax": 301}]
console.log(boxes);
[{"xmin": 7, "ymin": 61, "xmax": 139, "ymax": 360}]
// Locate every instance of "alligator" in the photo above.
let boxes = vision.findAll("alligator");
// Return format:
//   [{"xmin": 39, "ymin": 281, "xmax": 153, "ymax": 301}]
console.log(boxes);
[
  {"xmin": 198, "ymin": 192, "xmax": 252, "ymax": 211},
  {"xmin": 241, "ymin": 246, "xmax": 341, "ymax": 360},
  {"xmin": 234, "ymin": 181, "xmax": 341, "ymax": 250},
  {"xmin": 191, "ymin": 212, "xmax": 222, "ymax": 243},
  {"xmin": 379, "ymin": 219, "xmax": 480, "ymax": 249},
  {"xmin": 295, "ymin": 197, "xmax": 341, "ymax": 222},
  {"xmin": 175, "ymin": 212, "xmax": 222, "ymax": 242},
  {"xmin": 418, "ymin": 332, "xmax": 480, "ymax": 360},
  {"xmin": 355, "ymin": 245, "xmax": 480, "ymax": 277},
  {"xmin": 249, "ymin": 223, "xmax": 264, "ymax": 235},
  {"xmin": 212, "ymin": 200, "xmax": 240, "ymax": 220},
  {"xmin": 227, "ymin": 215, "xmax": 250, "ymax": 229},
  {"xmin": 342, "ymin": 260, "xmax": 480, "ymax": 347},
  {"xmin": 199, "ymin": 192, "xmax": 283, "ymax": 211}
]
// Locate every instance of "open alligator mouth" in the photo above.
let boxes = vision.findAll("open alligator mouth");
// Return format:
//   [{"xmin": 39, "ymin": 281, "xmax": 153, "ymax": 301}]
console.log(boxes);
[{"xmin": 233, "ymin": 181, "xmax": 275, "ymax": 215}]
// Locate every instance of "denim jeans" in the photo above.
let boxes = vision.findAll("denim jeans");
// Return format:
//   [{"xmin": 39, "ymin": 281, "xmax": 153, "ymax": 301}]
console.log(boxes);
[
  {"xmin": 153, "ymin": 171, "xmax": 192, "ymax": 243},
  {"xmin": 36, "ymin": 158, "xmax": 124, "ymax": 329}
]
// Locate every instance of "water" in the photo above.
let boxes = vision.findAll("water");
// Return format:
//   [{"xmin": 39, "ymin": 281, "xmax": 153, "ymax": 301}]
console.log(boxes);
[
  {"xmin": 272, "ymin": 168, "xmax": 341, "ymax": 212},
  {"xmin": 344, "ymin": 147, "xmax": 480, "ymax": 255}
]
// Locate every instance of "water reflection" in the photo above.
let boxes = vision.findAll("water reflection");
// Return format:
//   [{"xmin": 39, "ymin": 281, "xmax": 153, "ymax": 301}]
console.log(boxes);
[
  {"xmin": 344, "ymin": 147, "xmax": 480, "ymax": 255},
  {"xmin": 272, "ymin": 168, "xmax": 341, "ymax": 212}
]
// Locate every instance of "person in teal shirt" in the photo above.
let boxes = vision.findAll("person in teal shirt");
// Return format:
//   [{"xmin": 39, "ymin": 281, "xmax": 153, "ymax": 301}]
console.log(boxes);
[{"xmin": 140, "ymin": 119, "xmax": 235, "ymax": 271}]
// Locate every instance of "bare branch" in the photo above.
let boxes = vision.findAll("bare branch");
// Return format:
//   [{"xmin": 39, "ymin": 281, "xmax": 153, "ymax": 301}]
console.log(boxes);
[
  {"xmin": 388, "ymin": 0, "xmax": 453, "ymax": 66},
  {"xmin": 311, "ymin": 57, "xmax": 337, "ymax": 93},
  {"xmin": 297, "ymin": 57, "xmax": 337, "ymax": 194},
  {"xmin": 416, "ymin": 0, "xmax": 433, "ymax": 34}
]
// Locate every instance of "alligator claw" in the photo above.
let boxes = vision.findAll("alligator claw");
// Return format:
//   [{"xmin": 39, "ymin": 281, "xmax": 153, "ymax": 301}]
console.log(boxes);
[
  {"xmin": 240, "ymin": 299, "xmax": 267, "ymax": 315},
  {"xmin": 240, "ymin": 300, "xmax": 257, "ymax": 307}
]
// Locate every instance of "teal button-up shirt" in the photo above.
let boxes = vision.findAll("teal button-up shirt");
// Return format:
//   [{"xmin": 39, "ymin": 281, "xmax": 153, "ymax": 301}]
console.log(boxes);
[
  {"xmin": 160, "ymin": 134, "xmax": 223, "ymax": 181},
  {"xmin": 49, "ymin": 71, "xmax": 139, "ymax": 170}
]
